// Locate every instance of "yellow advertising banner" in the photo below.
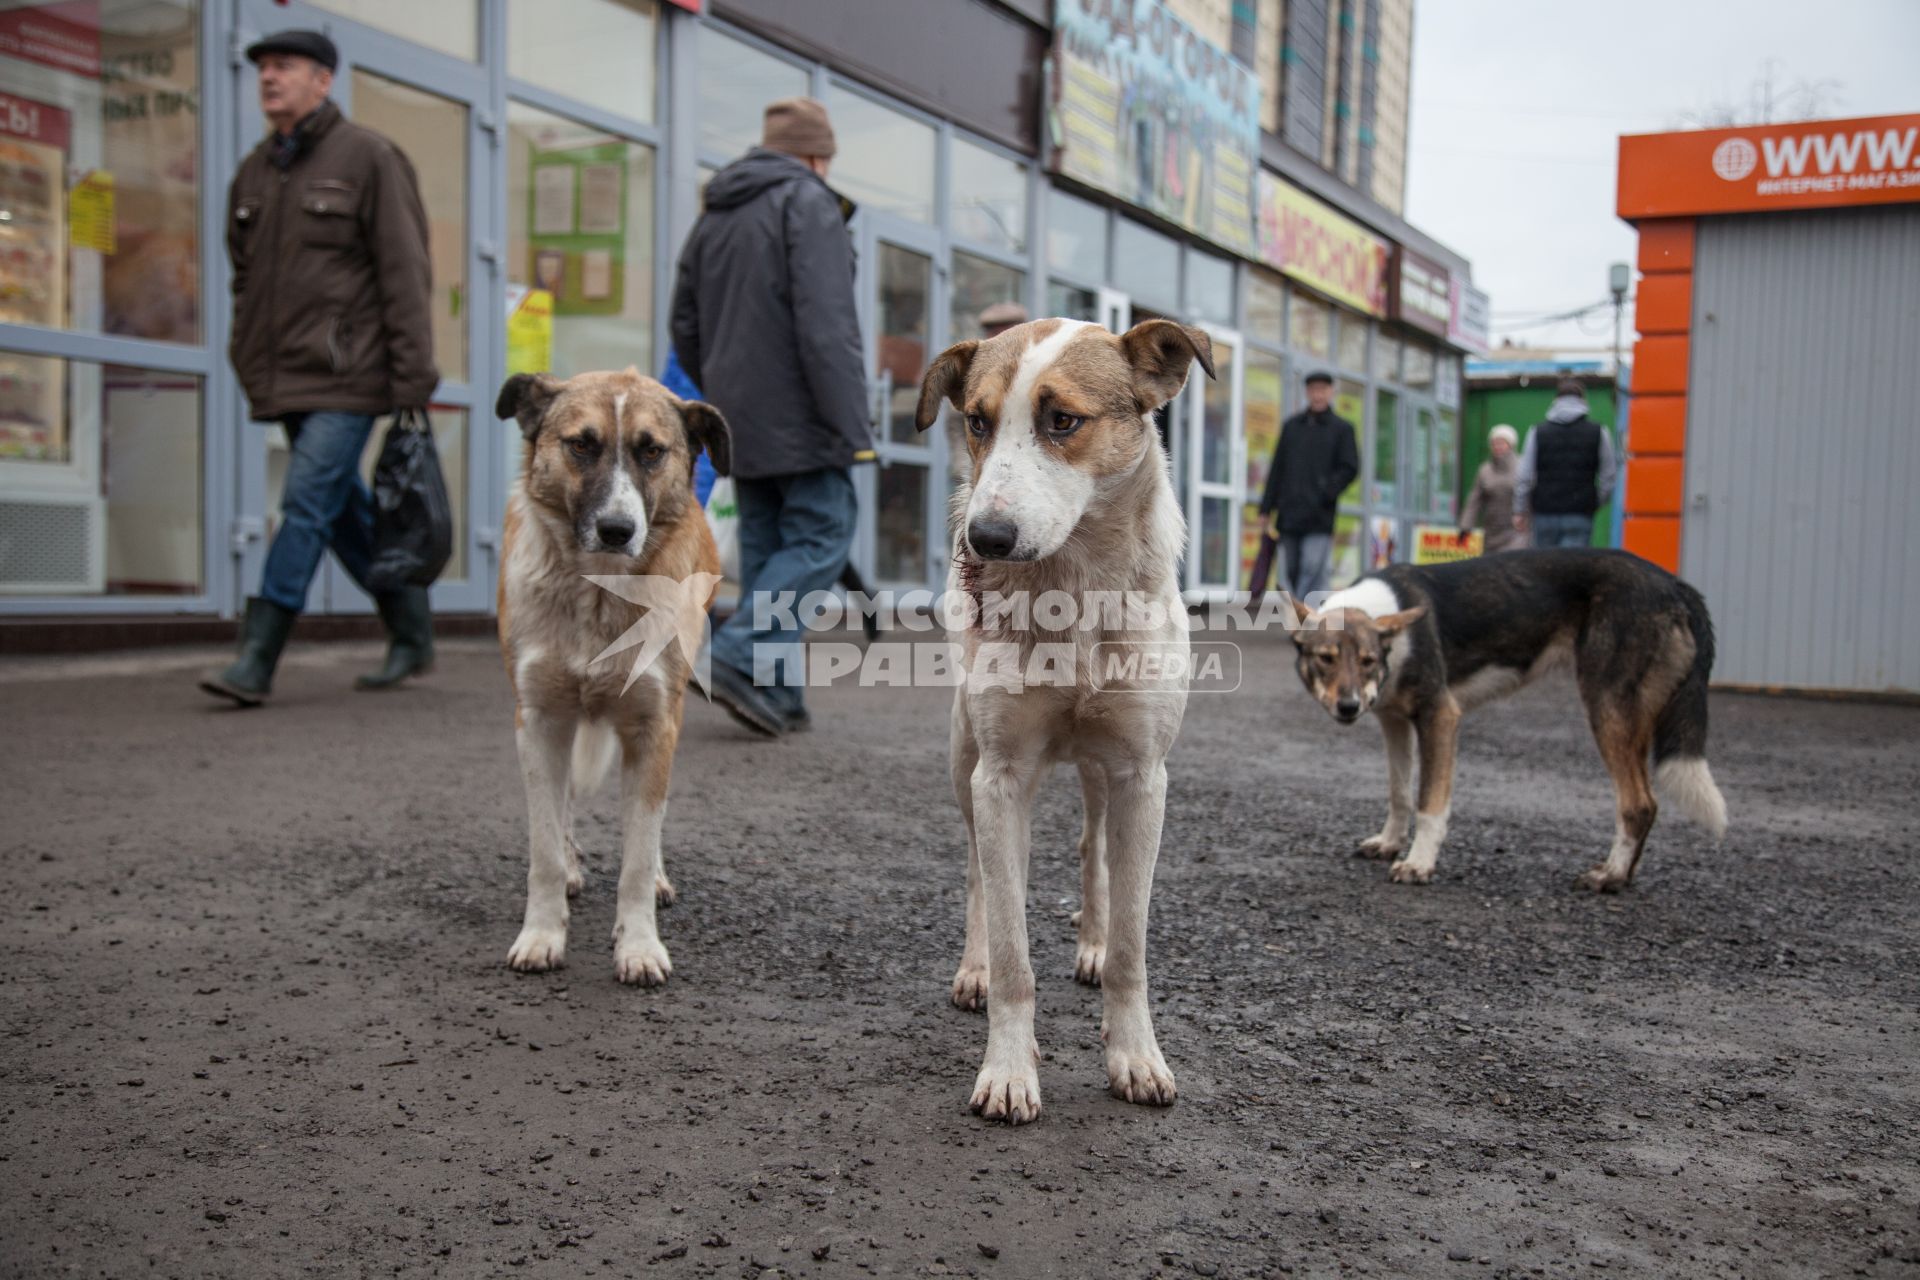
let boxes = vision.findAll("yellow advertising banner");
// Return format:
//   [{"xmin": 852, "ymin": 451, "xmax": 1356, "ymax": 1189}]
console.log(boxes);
[
  {"xmin": 1256, "ymin": 173, "xmax": 1391, "ymax": 317},
  {"xmin": 1413, "ymin": 524, "xmax": 1482, "ymax": 565},
  {"xmin": 505, "ymin": 286, "xmax": 554, "ymax": 376}
]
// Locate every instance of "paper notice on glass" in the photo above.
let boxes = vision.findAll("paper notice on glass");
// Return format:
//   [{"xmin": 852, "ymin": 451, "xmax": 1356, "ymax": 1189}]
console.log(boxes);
[
  {"xmin": 68, "ymin": 170, "xmax": 116, "ymax": 254},
  {"xmin": 578, "ymin": 163, "xmax": 621, "ymax": 235},
  {"xmin": 580, "ymin": 248, "xmax": 613, "ymax": 300},
  {"xmin": 533, "ymin": 165, "xmax": 574, "ymax": 235}
]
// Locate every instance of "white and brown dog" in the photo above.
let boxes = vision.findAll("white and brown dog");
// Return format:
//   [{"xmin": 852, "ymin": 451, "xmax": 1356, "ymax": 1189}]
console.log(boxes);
[
  {"xmin": 914, "ymin": 318, "xmax": 1213, "ymax": 1124},
  {"xmin": 494, "ymin": 368, "xmax": 729, "ymax": 986}
]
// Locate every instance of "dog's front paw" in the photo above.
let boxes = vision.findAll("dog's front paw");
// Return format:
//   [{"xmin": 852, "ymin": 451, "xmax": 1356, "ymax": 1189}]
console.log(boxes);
[
  {"xmin": 951, "ymin": 961, "xmax": 989, "ymax": 1012},
  {"xmin": 1357, "ymin": 833, "xmax": 1405, "ymax": 860},
  {"xmin": 970, "ymin": 1061, "xmax": 1042, "ymax": 1124},
  {"xmin": 507, "ymin": 925, "xmax": 567, "ymax": 972},
  {"xmin": 1576, "ymin": 864, "xmax": 1630, "ymax": 893},
  {"xmin": 654, "ymin": 874, "xmax": 676, "ymax": 907},
  {"xmin": 614, "ymin": 937, "xmax": 672, "ymax": 986},
  {"xmin": 1387, "ymin": 858, "xmax": 1434, "ymax": 885},
  {"xmin": 1106, "ymin": 1045, "xmax": 1177, "ymax": 1107},
  {"xmin": 1074, "ymin": 941, "xmax": 1105, "ymax": 986}
]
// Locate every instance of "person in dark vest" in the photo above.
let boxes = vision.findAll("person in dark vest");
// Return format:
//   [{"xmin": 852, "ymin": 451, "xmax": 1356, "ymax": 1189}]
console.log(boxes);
[
  {"xmin": 1251, "ymin": 370, "xmax": 1359, "ymax": 602},
  {"xmin": 1514, "ymin": 378, "xmax": 1616, "ymax": 548}
]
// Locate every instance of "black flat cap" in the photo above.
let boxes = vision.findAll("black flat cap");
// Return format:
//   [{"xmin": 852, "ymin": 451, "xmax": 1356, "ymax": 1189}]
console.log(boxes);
[
  {"xmin": 1303, "ymin": 369, "xmax": 1334, "ymax": 385},
  {"xmin": 246, "ymin": 29, "xmax": 338, "ymax": 71}
]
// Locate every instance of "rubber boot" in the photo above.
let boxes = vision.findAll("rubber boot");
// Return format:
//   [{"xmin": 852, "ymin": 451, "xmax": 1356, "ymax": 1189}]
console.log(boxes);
[
  {"xmin": 356, "ymin": 586, "xmax": 434, "ymax": 690},
  {"xmin": 200, "ymin": 597, "xmax": 298, "ymax": 707}
]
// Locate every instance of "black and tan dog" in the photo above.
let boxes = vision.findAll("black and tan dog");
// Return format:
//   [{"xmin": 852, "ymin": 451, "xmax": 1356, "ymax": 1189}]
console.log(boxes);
[
  {"xmin": 1287, "ymin": 549, "xmax": 1727, "ymax": 890},
  {"xmin": 494, "ymin": 368, "xmax": 729, "ymax": 985}
]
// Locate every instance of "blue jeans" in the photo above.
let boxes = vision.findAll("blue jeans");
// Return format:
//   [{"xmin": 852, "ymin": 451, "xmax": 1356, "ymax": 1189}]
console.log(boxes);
[
  {"xmin": 1531, "ymin": 513, "xmax": 1594, "ymax": 549},
  {"xmin": 259, "ymin": 411, "xmax": 377, "ymax": 612},
  {"xmin": 1278, "ymin": 532, "xmax": 1333, "ymax": 601},
  {"xmin": 710, "ymin": 467, "xmax": 857, "ymax": 715}
]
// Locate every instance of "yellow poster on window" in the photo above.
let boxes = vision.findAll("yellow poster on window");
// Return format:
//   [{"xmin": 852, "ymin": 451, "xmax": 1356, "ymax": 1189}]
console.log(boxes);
[
  {"xmin": 505, "ymin": 286, "xmax": 554, "ymax": 375},
  {"xmin": 68, "ymin": 170, "xmax": 115, "ymax": 254}
]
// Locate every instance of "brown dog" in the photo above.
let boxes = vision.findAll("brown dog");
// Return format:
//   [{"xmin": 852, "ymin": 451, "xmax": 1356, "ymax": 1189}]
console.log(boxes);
[{"xmin": 494, "ymin": 368, "xmax": 729, "ymax": 984}]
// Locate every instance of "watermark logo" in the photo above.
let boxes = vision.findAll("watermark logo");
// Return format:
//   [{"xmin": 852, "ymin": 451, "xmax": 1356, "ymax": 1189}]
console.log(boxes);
[
  {"xmin": 584, "ymin": 572, "xmax": 723, "ymax": 692},
  {"xmin": 579, "ymin": 579, "xmax": 1342, "ymax": 696}
]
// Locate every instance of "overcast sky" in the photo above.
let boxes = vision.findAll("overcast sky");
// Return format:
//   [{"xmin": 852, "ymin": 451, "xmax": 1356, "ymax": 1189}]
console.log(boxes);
[{"xmin": 1404, "ymin": 0, "xmax": 1920, "ymax": 353}]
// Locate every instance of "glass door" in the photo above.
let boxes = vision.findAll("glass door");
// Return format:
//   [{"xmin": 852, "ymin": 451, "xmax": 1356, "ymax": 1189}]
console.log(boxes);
[
  {"xmin": 857, "ymin": 215, "xmax": 944, "ymax": 591},
  {"xmin": 230, "ymin": 0, "xmax": 494, "ymax": 614},
  {"xmin": 1187, "ymin": 324, "xmax": 1242, "ymax": 600}
]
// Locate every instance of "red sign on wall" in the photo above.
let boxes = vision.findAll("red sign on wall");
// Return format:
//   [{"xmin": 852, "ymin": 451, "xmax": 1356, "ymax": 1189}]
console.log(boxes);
[
  {"xmin": 0, "ymin": 90, "xmax": 72, "ymax": 150},
  {"xmin": 0, "ymin": 2, "xmax": 104, "ymax": 79}
]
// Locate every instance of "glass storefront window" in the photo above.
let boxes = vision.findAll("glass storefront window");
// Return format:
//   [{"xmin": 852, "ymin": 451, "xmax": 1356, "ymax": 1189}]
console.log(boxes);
[
  {"xmin": 1332, "ymin": 512, "xmax": 1363, "ymax": 588},
  {"xmin": 1333, "ymin": 377, "xmax": 1367, "ymax": 507},
  {"xmin": 1433, "ymin": 408, "xmax": 1459, "ymax": 520},
  {"xmin": 951, "ymin": 252, "xmax": 1024, "ymax": 345},
  {"xmin": 876, "ymin": 462, "xmax": 927, "ymax": 584},
  {"xmin": 876, "ymin": 243, "xmax": 930, "ymax": 444},
  {"xmin": 1290, "ymin": 293, "xmax": 1333, "ymax": 360},
  {"xmin": 1240, "ymin": 350, "xmax": 1285, "ymax": 587},
  {"xmin": 1372, "ymin": 388, "xmax": 1398, "ymax": 509},
  {"xmin": 506, "ymin": 104, "xmax": 656, "ymax": 380},
  {"xmin": 1336, "ymin": 311, "xmax": 1368, "ymax": 372},
  {"xmin": 828, "ymin": 90, "xmax": 934, "ymax": 223},
  {"xmin": 1409, "ymin": 404, "xmax": 1434, "ymax": 512},
  {"xmin": 696, "ymin": 28, "xmax": 807, "ymax": 161},
  {"xmin": 1373, "ymin": 333, "xmax": 1401, "ymax": 380},
  {"xmin": 0, "ymin": 0, "xmax": 201, "ymax": 344},
  {"xmin": 1047, "ymin": 188, "xmax": 1107, "ymax": 282},
  {"xmin": 509, "ymin": 0, "xmax": 657, "ymax": 124},
  {"xmin": 1111, "ymin": 217, "xmax": 1179, "ymax": 311},
  {"xmin": 1187, "ymin": 252, "xmax": 1235, "ymax": 328},
  {"xmin": 951, "ymin": 137, "xmax": 1027, "ymax": 254},
  {"xmin": 1047, "ymin": 281, "xmax": 1097, "ymax": 323},
  {"xmin": 1403, "ymin": 339, "xmax": 1435, "ymax": 390},
  {"xmin": 1199, "ymin": 497, "xmax": 1231, "ymax": 585},
  {"xmin": 0, "ymin": 358, "xmax": 201, "ymax": 595},
  {"xmin": 311, "ymin": 0, "xmax": 478, "ymax": 60},
  {"xmin": 1201, "ymin": 335, "xmax": 1234, "ymax": 485},
  {"xmin": 353, "ymin": 71, "xmax": 468, "ymax": 383},
  {"xmin": 1247, "ymin": 272, "xmax": 1284, "ymax": 346}
]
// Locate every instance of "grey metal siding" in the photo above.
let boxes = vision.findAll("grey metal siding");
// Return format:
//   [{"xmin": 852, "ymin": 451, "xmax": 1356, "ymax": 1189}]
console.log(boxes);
[{"xmin": 1684, "ymin": 206, "xmax": 1920, "ymax": 694}]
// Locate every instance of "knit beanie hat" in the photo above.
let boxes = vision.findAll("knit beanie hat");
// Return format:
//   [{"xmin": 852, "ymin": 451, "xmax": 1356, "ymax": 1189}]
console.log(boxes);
[{"xmin": 762, "ymin": 98, "xmax": 836, "ymax": 159}]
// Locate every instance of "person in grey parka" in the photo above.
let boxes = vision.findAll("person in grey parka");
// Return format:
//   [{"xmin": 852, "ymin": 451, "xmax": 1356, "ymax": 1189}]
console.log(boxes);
[{"xmin": 670, "ymin": 98, "xmax": 874, "ymax": 738}]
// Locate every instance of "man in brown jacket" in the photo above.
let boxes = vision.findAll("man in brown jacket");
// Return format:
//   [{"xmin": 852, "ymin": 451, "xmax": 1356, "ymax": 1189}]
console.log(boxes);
[{"xmin": 202, "ymin": 29, "xmax": 439, "ymax": 707}]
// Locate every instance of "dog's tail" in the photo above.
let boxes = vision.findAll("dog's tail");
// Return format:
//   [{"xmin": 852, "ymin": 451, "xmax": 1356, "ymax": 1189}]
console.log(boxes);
[
  {"xmin": 570, "ymin": 722, "xmax": 620, "ymax": 799},
  {"xmin": 1652, "ymin": 581, "xmax": 1728, "ymax": 838}
]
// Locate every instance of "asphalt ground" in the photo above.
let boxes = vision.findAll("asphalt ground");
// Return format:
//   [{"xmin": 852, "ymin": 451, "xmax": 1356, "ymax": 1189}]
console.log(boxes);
[{"xmin": 2, "ymin": 631, "xmax": 1916, "ymax": 1279}]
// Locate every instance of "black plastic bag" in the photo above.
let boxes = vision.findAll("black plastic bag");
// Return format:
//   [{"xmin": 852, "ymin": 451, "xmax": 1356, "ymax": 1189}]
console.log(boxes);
[{"xmin": 366, "ymin": 409, "xmax": 453, "ymax": 592}]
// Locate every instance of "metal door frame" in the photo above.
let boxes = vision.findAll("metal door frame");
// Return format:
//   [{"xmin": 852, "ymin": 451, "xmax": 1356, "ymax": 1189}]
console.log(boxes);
[{"xmin": 229, "ymin": 0, "xmax": 496, "ymax": 615}]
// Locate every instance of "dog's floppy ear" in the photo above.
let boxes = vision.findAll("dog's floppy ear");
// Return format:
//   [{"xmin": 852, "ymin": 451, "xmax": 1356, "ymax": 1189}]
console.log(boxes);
[
  {"xmin": 1373, "ymin": 606, "xmax": 1428, "ymax": 639},
  {"xmin": 677, "ymin": 399, "xmax": 732, "ymax": 478},
  {"xmin": 496, "ymin": 373, "xmax": 562, "ymax": 442},
  {"xmin": 1120, "ymin": 319, "xmax": 1215, "ymax": 412},
  {"xmin": 1284, "ymin": 593, "xmax": 1315, "ymax": 646},
  {"xmin": 915, "ymin": 340, "xmax": 979, "ymax": 432}
]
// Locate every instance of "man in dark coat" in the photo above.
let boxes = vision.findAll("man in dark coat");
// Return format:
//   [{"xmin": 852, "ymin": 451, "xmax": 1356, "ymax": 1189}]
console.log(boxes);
[
  {"xmin": 670, "ymin": 98, "xmax": 873, "ymax": 737},
  {"xmin": 1251, "ymin": 370, "xmax": 1359, "ymax": 602},
  {"xmin": 1514, "ymin": 378, "xmax": 1616, "ymax": 548},
  {"xmin": 201, "ymin": 29, "xmax": 438, "ymax": 708}
]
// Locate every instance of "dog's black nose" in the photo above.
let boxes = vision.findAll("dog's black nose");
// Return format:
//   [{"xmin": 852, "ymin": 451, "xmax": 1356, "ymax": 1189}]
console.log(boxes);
[
  {"xmin": 596, "ymin": 516, "xmax": 637, "ymax": 548},
  {"xmin": 967, "ymin": 517, "xmax": 1019, "ymax": 561},
  {"xmin": 1335, "ymin": 697, "xmax": 1362, "ymax": 720}
]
